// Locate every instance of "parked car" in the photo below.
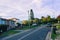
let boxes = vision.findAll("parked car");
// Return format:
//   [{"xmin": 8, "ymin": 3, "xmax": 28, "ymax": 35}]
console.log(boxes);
[
  {"xmin": 47, "ymin": 23, "xmax": 52, "ymax": 27},
  {"xmin": 32, "ymin": 24, "xmax": 37, "ymax": 26}
]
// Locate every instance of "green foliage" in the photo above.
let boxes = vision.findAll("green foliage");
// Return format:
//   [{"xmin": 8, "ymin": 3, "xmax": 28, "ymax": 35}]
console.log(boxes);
[
  {"xmin": 47, "ymin": 15, "xmax": 51, "ymax": 22},
  {"xmin": 51, "ymin": 32, "xmax": 57, "ymax": 40},
  {"xmin": 41, "ymin": 17, "xmax": 47, "ymax": 24},
  {"xmin": 17, "ymin": 23, "xmax": 21, "ymax": 26},
  {"xmin": 57, "ymin": 15, "xmax": 60, "ymax": 21},
  {"xmin": 0, "ymin": 30, "xmax": 19, "ymax": 37},
  {"xmin": 0, "ymin": 25, "xmax": 8, "ymax": 32},
  {"xmin": 22, "ymin": 20, "xmax": 29, "ymax": 26},
  {"xmin": 56, "ymin": 24, "xmax": 60, "ymax": 29},
  {"xmin": 33, "ymin": 18, "xmax": 39, "ymax": 24}
]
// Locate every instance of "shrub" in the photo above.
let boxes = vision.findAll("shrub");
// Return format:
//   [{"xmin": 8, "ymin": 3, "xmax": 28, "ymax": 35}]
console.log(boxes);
[
  {"xmin": 56, "ymin": 25, "xmax": 60, "ymax": 29},
  {"xmin": 0, "ymin": 25, "xmax": 8, "ymax": 33}
]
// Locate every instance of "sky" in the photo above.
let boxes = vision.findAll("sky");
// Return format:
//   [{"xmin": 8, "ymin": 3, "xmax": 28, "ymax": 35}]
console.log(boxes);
[{"xmin": 0, "ymin": 0, "xmax": 60, "ymax": 21}]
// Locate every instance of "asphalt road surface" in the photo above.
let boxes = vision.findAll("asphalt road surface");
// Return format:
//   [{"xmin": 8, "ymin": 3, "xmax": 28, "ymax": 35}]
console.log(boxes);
[{"xmin": 2, "ymin": 25, "xmax": 51, "ymax": 40}]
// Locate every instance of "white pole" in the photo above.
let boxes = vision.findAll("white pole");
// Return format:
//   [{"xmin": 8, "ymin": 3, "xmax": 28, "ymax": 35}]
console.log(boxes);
[{"xmin": 28, "ymin": 10, "xmax": 30, "ymax": 28}]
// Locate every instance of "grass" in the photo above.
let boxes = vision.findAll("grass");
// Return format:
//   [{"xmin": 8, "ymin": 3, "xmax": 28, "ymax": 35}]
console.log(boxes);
[
  {"xmin": 20, "ymin": 26, "xmax": 37, "ymax": 30},
  {"xmin": 0, "ymin": 30, "xmax": 19, "ymax": 37},
  {"xmin": 56, "ymin": 24, "xmax": 60, "ymax": 29},
  {"xmin": 51, "ymin": 23, "xmax": 60, "ymax": 40},
  {"xmin": 51, "ymin": 32, "xmax": 57, "ymax": 40},
  {"xmin": 17, "ymin": 25, "xmax": 40, "ymax": 30},
  {"xmin": 20, "ymin": 26, "xmax": 30, "ymax": 30}
]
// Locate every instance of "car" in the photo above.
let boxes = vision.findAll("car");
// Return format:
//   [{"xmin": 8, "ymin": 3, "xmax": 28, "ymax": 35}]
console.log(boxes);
[
  {"xmin": 32, "ymin": 24, "xmax": 37, "ymax": 26},
  {"xmin": 47, "ymin": 23, "xmax": 52, "ymax": 27}
]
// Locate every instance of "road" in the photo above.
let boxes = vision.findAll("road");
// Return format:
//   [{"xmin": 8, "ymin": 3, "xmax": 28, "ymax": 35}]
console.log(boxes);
[{"xmin": 2, "ymin": 25, "xmax": 51, "ymax": 40}]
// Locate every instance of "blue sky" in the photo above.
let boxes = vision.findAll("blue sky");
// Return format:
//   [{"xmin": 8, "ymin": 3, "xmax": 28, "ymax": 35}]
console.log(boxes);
[{"xmin": 0, "ymin": 0, "xmax": 60, "ymax": 20}]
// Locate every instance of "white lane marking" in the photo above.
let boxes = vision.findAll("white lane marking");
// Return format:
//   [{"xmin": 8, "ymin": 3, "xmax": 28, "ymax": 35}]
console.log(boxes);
[
  {"xmin": 2, "ymin": 30, "xmax": 31, "ymax": 40},
  {"xmin": 18, "ymin": 27, "xmax": 44, "ymax": 40}
]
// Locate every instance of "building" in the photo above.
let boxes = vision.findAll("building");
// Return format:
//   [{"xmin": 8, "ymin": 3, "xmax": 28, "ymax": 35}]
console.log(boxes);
[
  {"xmin": 0, "ymin": 18, "xmax": 16, "ymax": 32},
  {"xmin": 7, "ymin": 19, "xmax": 16, "ymax": 30},
  {"xmin": 9, "ymin": 18, "xmax": 20, "ymax": 26},
  {"xmin": 0, "ymin": 18, "xmax": 8, "ymax": 25}
]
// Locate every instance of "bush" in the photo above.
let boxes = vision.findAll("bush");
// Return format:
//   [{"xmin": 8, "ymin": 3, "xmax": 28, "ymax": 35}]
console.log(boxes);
[
  {"xmin": 56, "ymin": 25, "xmax": 60, "ymax": 29},
  {"xmin": 51, "ymin": 32, "xmax": 57, "ymax": 40},
  {"xmin": 0, "ymin": 25, "xmax": 8, "ymax": 33}
]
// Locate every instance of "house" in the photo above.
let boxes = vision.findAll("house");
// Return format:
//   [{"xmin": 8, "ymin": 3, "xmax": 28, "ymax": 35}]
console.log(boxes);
[
  {"xmin": 0, "ymin": 18, "xmax": 8, "ymax": 32},
  {"xmin": 0, "ymin": 18, "xmax": 16, "ymax": 32},
  {"xmin": 0, "ymin": 18, "xmax": 7, "ymax": 25},
  {"xmin": 7, "ymin": 19, "xmax": 16, "ymax": 30},
  {"xmin": 9, "ymin": 18, "xmax": 20, "ymax": 27}
]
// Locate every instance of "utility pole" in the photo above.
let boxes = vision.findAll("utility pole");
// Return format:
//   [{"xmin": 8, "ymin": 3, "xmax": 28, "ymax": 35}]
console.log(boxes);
[{"xmin": 28, "ymin": 10, "xmax": 30, "ymax": 28}]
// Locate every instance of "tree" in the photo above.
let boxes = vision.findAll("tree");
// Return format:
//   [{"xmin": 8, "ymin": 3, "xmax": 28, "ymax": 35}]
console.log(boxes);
[
  {"xmin": 51, "ymin": 18, "xmax": 57, "ymax": 24},
  {"xmin": 47, "ymin": 15, "xmax": 51, "ymax": 23},
  {"xmin": 22, "ymin": 20, "xmax": 28, "ymax": 26},
  {"xmin": 17, "ymin": 23, "xmax": 21, "ymax": 27},
  {"xmin": 57, "ymin": 15, "xmax": 60, "ymax": 23},
  {"xmin": 29, "ymin": 20, "xmax": 33, "ymax": 25},
  {"xmin": 41, "ymin": 16, "xmax": 44, "ymax": 18},
  {"xmin": 41, "ymin": 16, "xmax": 47, "ymax": 24},
  {"xmin": 33, "ymin": 18, "xmax": 39, "ymax": 24}
]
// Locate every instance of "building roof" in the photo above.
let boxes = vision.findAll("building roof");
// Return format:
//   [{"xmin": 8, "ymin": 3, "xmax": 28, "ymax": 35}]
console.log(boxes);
[
  {"xmin": 9, "ymin": 18, "xmax": 19, "ymax": 20},
  {"xmin": 0, "ymin": 18, "xmax": 8, "ymax": 21},
  {"xmin": 0, "ymin": 18, "xmax": 15, "ymax": 22}
]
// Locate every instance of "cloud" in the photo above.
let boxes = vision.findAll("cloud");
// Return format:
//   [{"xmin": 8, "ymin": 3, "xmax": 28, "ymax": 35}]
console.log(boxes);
[
  {"xmin": 0, "ymin": 0, "xmax": 60, "ymax": 20},
  {"xmin": 0, "ymin": 13, "xmax": 7, "ymax": 17}
]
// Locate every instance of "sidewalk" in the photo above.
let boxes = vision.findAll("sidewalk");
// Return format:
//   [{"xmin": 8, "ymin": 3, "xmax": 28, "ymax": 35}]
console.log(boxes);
[
  {"xmin": 45, "ymin": 32, "xmax": 52, "ymax": 40},
  {"xmin": 45, "ymin": 27, "xmax": 53, "ymax": 40}
]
